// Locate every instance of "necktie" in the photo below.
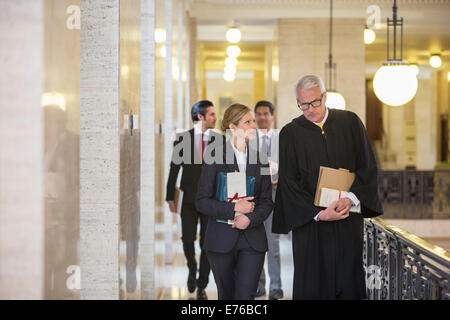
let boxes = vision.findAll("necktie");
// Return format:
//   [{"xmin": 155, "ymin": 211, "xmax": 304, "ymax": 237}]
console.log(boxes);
[
  {"xmin": 201, "ymin": 132, "xmax": 205, "ymax": 162},
  {"xmin": 261, "ymin": 135, "xmax": 271, "ymax": 157},
  {"xmin": 317, "ymin": 122, "xmax": 325, "ymax": 135}
]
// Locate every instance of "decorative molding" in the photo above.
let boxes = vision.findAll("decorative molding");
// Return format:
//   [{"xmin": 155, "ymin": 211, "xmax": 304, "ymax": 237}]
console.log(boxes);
[{"xmin": 193, "ymin": 0, "xmax": 450, "ymax": 6}]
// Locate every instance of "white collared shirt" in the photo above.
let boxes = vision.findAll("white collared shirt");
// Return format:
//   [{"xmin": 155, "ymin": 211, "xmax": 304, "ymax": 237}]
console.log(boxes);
[
  {"xmin": 257, "ymin": 128, "xmax": 274, "ymax": 151},
  {"xmin": 231, "ymin": 142, "xmax": 247, "ymax": 174},
  {"xmin": 313, "ymin": 107, "xmax": 329, "ymax": 127}
]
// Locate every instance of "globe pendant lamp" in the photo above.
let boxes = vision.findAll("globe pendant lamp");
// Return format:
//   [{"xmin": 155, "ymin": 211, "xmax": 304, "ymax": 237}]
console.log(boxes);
[
  {"xmin": 324, "ymin": 0, "xmax": 346, "ymax": 110},
  {"xmin": 373, "ymin": 0, "xmax": 418, "ymax": 107}
]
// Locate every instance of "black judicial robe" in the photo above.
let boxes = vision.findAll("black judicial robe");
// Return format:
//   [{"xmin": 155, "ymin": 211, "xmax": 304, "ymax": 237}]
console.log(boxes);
[{"xmin": 272, "ymin": 108, "xmax": 383, "ymax": 300}]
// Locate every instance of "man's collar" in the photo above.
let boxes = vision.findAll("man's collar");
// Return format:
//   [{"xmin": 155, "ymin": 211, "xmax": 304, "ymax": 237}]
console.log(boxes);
[
  {"xmin": 230, "ymin": 140, "xmax": 247, "ymax": 155},
  {"xmin": 313, "ymin": 107, "xmax": 329, "ymax": 125},
  {"xmin": 194, "ymin": 121, "xmax": 210, "ymax": 136},
  {"xmin": 257, "ymin": 128, "xmax": 273, "ymax": 137}
]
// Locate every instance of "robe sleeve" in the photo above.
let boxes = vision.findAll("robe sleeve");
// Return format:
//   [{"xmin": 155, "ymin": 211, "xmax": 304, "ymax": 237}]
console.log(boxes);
[
  {"xmin": 349, "ymin": 113, "xmax": 383, "ymax": 218},
  {"xmin": 272, "ymin": 126, "xmax": 320, "ymax": 234}
]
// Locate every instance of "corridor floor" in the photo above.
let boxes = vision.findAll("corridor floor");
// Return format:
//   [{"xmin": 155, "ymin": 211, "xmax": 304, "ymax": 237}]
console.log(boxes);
[{"xmin": 154, "ymin": 219, "xmax": 294, "ymax": 300}]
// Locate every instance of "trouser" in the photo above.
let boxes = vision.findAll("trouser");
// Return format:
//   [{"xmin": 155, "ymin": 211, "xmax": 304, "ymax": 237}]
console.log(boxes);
[
  {"xmin": 258, "ymin": 211, "xmax": 282, "ymax": 292},
  {"xmin": 207, "ymin": 234, "xmax": 265, "ymax": 300},
  {"xmin": 180, "ymin": 202, "xmax": 210, "ymax": 289}
]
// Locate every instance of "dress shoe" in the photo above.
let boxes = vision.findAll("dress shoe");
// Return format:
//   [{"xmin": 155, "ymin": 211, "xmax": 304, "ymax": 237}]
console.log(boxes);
[
  {"xmin": 196, "ymin": 288, "xmax": 208, "ymax": 300},
  {"xmin": 269, "ymin": 289, "xmax": 284, "ymax": 300},
  {"xmin": 187, "ymin": 273, "xmax": 196, "ymax": 293},
  {"xmin": 255, "ymin": 288, "xmax": 266, "ymax": 298}
]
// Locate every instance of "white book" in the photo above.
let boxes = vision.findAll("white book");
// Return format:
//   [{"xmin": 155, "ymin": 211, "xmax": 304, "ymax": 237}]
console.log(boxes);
[
  {"xmin": 319, "ymin": 187, "xmax": 361, "ymax": 213},
  {"xmin": 217, "ymin": 171, "xmax": 247, "ymax": 225}
]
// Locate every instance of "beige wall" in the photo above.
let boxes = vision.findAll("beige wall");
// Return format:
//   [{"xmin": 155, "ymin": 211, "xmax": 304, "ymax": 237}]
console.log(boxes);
[
  {"xmin": 206, "ymin": 74, "xmax": 255, "ymax": 127},
  {"xmin": 277, "ymin": 18, "xmax": 366, "ymax": 129}
]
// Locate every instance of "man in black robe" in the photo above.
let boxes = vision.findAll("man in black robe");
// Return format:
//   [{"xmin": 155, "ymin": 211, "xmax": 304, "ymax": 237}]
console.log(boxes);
[{"xmin": 272, "ymin": 75, "xmax": 383, "ymax": 300}]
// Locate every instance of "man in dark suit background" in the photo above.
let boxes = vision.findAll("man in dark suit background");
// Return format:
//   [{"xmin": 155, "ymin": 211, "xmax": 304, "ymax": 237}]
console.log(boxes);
[
  {"xmin": 166, "ymin": 100, "xmax": 224, "ymax": 300},
  {"xmin": 254, "ymin": 100, "xmax": 283, "ymax": 300}
]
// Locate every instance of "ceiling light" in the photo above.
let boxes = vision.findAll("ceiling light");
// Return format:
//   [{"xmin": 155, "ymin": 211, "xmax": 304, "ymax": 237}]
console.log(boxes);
[
  {"xmin": 41, "ymin": 92, "xmax": 66, "ymax": 111},
  {"xmin": 224, "ymin": 72, "xmax": 235, "ymax": 82},
  {"xmin": 160, "ymin": 45, "xmax": 166, "ymax": 57},
  {"xmin": 373, "ymin": 0, "xmax": 417, "ymax": 107},
  {"xmin": 429, "ymin": 54, "xmax": 442, "ymax": 69},
  {"xmin": 225, "ymin": 57, "xmax": 238, "ymax": 68},
  {"xmin": 364, "ymin": 27, "xmax": 376, "ymax": 44},
  {"xmin": 226, "ymin": 27, "xmax": 241, "ymax": 43},
  {"xmin": 155, "ymin": 28, "xmax": 166, "ymax": 43},
  {"xmin": 226, "ymin": 45, "xmax": 240, "ymax": 58},
  {"xmin": 325, "ymin": 91, "xmax": 346, "ymax": 110},
  {"xmin": 224, "ymin": 65, "xmax": 236, "ymax": 74},
  {"xmin": 374, "ymin": 63, "xmax": 418, "ymax": 106}
]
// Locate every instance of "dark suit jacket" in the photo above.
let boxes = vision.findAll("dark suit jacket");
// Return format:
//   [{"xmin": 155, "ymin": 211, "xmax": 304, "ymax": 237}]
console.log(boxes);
[
  {"xmin": 166, "ymin": 128, "xmax": 225, "ymax": 205},
  {"xmin": 195, "ymin": 140, "xmax": 274, "ymax": 253}
]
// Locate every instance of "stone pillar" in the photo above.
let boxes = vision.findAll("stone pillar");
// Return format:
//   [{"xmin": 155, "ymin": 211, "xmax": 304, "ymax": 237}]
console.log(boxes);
[
  {"xmin": 0, "ymin": 0, "xmax": 44, "ymax": 299},
  {"xmin": 80, "ymin": 0, "xmax": 120, "ymax": 299},
  {"xmin": 184, "ymin": 11, "xmax": 191, "ymax": 129},
  {"xmin": 164, "ymin": 0, "xmax": 174, "ymax": 265},
  {"xmin": 140, "ymin": 0, "xmax": 156, "ymax": 299},
  {"xmin": 277, "ymin": 18, "xmax": 365, "ymax": 129},
  {"xmin": 415, "ymin": 68, "xmax": 438, "ymax": 170}
]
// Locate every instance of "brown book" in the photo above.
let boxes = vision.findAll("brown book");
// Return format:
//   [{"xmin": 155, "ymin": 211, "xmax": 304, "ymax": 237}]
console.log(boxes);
[{"xmin": 314, "ymin": 166, "xmax": 355, "ymax": 207}]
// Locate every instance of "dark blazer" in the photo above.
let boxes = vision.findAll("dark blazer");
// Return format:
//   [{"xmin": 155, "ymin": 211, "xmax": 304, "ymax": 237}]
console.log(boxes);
[
  {"xmin": 166, "ymin": 128, "xmax": 225, "ymax": 205},
  {"xmin": 195, "ymin": 140, "xmax": 274, "ymax": 253}
]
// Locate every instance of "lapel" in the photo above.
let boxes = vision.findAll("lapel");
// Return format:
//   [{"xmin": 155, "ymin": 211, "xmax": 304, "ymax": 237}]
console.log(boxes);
[
  {"xmin": 246, "ymin": 143, "xmax": 258, "ymax": 179},
  {"xmin": 188, "ymin": 128, "xmax": 197, "ymax": 164},
  {"xmin": 225, "ymin": 140, "xmax": 239, "ymax": 173}
]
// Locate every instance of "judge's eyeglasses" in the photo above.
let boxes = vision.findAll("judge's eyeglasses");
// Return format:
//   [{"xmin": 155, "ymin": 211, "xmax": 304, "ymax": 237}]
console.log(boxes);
[{"xmin": 297, "ymin": 94, "xmax": 324, "ymax": 111}]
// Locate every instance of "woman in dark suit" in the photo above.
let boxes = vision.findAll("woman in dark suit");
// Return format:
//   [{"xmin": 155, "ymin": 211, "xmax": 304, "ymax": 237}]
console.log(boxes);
[{"xmin": 196, "ymin": 103, "xmax": 274, "ymax": 300}]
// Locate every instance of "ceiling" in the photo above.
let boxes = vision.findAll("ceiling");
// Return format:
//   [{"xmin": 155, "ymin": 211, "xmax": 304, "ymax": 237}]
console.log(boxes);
[{"xmin": 190, "ymin": 0, "xmax": 450, "ymax": 73}]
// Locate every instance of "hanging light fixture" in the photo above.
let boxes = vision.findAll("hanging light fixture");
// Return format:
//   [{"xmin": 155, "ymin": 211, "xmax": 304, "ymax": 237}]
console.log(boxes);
[
  {"xmin": 225, "ymin": 57, "xmax": 238, "ymax": 68},
  {"xmin": 364, "ymin": 25, "xmax": 376, "ymax": 44},
  {"xmin": 154, "ymin": 28, "xmax": 166, "ymax": 43},
  {"xmin": 226, "ymin": 45, "xmax": 241, "ymax": 58},
  {"xmin": 324, "ymin": 0, "xmax": 346, "ymax": 110},
  {"xmin": 429, "ymin": 54, "xmax": 442, "ymax": 69},
  {"xmin": 373, "ymin": 0, "xmax": 418, "ymax": 107},
  {"xmin": 226, "ymin": 27, "xmax": 242, "ymax": 43}
]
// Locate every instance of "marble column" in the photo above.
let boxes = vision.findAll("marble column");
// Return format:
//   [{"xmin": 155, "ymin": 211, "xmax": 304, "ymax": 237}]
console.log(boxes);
[
  {"xmin": 140, "ymin": 0, "xmax": 156, "ymax": 299},
  {"xmin": 0, "ymin": 0, "xmax": 44, "ymax": 299},
  {"xmin": 164, "ymin": 0, "xmax": 174, "ymax": 265},
  {"xmin": 80, "ymin": 0, "xmax": 120, "ymax": 299},
  {"xmin": 415, "ymin": 68, "xmax": 438, "ymax": 169}
]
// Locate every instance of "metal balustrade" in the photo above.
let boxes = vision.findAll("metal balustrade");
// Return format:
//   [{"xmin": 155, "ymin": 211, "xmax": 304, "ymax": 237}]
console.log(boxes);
[{"xmin": 364, "ymin": 218, "xmax": 450, "ymax": 300}]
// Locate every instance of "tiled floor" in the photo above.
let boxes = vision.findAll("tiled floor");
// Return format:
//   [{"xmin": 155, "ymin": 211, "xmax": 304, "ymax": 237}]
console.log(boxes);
[
  {"xmin": 154, "ymin": 221, "xmax": 294, "ymax": 300},
  {"xmin": 122, "ymin": 219, "xmax": 450, "ymax": 300}
]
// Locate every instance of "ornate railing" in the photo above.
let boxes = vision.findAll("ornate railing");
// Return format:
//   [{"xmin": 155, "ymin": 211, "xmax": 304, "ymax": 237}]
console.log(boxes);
[
  {"xmin": 364, "ymin": 218, "xmax": 450, "ymax": 300},
  {"xmin": 378, "ymin": 169, "xmax": 450, "ymax": 219}
]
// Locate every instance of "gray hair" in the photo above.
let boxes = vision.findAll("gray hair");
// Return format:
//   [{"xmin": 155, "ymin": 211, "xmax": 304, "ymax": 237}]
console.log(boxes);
[{"xmin": 294, "ymin": 75, "xmax": 326, "ymax": 98}]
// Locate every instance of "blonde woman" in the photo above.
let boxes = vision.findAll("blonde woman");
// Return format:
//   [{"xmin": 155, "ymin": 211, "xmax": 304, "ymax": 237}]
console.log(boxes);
[{"xmin": 196, "ymin": 103, "xmax": 273, "ymax": 300}]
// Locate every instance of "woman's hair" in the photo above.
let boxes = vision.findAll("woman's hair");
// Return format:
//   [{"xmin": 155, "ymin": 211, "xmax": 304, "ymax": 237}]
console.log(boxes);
[{"xmin": 221, "ymin": 103, "xmax": 251, "ymax": 132}]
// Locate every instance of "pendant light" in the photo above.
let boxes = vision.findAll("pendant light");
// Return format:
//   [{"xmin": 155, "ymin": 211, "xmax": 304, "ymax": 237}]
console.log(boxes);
[
  {"xmin": 373, "ymin": 0, "xmax": 418, "ymax": 107},
  {"xmin": 325, "ymin": 0, "xmax": 346, "ymax": 110}
]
